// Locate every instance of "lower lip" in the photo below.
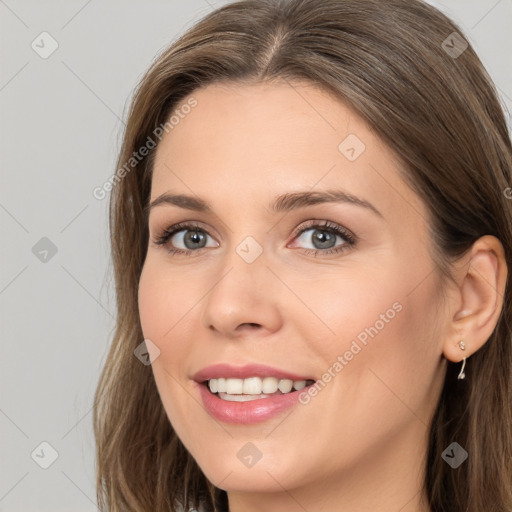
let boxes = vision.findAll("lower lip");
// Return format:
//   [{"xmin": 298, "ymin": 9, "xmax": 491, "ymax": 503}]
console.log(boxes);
[{"xmin": 196, "ymin": 382, "xmax": 307, "ymax": 424}]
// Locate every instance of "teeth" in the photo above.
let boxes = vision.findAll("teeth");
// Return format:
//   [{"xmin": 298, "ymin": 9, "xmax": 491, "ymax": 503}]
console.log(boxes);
[
  {"xmin": 277, "ymin": 379, "xmax": 293, "ymax": 393},
  {"xmin": 218, "ymin": 392, "xmax": 272, "ymax": 402},
  {"xmin": 225, "ymin": 378, "xmax": 243, "ymax": 394},
  {"xmin": 216, "ymin": 378, "xmax": 226, "ymax": 393},
  {"xmin": 293, "ymin": 380, "xmax": 306, "ymax": 390},
  {"xmin": 243, "ymin": 377, "xmax": 262, "ymax": 394},
  {"xmin": 207, "ymin": 376, "xmax": 313, "ymax": 398},
  {"xmin": 262, "ymin": 377, "xmax": 278, "ymax": 393},
  {"xmin": 209, "ymin": 379, "xmax": 218, "ymax": 393}
]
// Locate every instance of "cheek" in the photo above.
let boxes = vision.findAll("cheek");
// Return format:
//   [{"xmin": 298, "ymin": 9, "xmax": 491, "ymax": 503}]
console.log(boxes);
[
  {"xmin": 289, "ymin": 273, "xmax": 440, "ymax": 475},
  {"xmin": 286, "ymin": 263, "xmax": 410, "ymax": 362},
  {"xmin": 303, "ymin": 257, "xmax": 441, "ymax": 415},
  {"xmin": 137, "ymin": 260, "xmax": 200, "ymax": 411},
  {"xmin": 138, "ymin": 261, "xmax": 202, "ymax": 438},
  {"xmin": 138, "ymin": 259, "xmax": 200, "ymax": 345}
]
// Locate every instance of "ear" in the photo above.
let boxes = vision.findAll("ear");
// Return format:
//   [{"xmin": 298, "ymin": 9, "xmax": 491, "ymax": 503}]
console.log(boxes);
[{"xmin": 442, "ymin": 235, "xmax": 508, "ymax": 363}]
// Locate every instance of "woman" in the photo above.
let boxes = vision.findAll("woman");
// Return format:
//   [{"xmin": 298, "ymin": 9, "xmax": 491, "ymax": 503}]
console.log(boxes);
[{"xmin": 93, "ymin": 0, "xmax": 512, "ymax": 511}]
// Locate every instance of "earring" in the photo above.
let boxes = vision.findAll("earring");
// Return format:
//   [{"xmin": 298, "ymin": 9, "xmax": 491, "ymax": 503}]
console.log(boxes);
[{"xmin": 457, "ymin": 340, "xmax": 466, "ymax": 380}]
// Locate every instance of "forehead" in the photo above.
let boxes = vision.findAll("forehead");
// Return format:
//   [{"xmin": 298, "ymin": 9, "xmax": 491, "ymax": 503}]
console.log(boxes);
[
  {"xmin": 155, "ymin": 80, "xmax": 367, "ymax": 168},
  {"xmin": 150, "ymin": 81, "xmax": 427, "ymax": 224}
]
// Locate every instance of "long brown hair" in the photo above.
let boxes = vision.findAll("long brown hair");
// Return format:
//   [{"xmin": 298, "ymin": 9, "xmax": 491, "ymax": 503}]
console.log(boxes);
[{"xmin": 93, "ymin": 1, "xmax": 512, "ymax": 510}]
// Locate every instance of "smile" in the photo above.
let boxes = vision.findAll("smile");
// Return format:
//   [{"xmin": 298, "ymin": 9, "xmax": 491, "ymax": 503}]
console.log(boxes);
[
  {"xmin": 207, "ymin": 376, "xmax": 315, "ymax": 401},
  {"xmin": 193, "ymin": 363, "xmax": 317, "ymax": 423}
]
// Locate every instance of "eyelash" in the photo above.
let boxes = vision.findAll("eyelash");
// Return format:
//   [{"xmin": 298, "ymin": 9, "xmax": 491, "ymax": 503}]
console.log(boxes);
[{"xmin": 152, "ymin": 220, "xmax": 357, "ymax": 258}]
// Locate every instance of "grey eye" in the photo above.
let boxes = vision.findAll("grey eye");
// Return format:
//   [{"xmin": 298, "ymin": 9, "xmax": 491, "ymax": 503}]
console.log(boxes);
[
  {"xmin": 171, "ymin": 229, "xmax": 217, "ymax": 250},
  {"xmin": 295, "ymin": 228, "xmax": 345, "ymax": 250}
]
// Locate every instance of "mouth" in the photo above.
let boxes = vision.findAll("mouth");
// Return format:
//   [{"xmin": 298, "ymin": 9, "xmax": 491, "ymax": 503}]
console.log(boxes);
[
  {"xmin": 192, "ymin": 363, "xmax": 317, "ymax": 423},
  {"xmin": 202, "ymin": 376, "xmax": 316, "ymax": 402}
]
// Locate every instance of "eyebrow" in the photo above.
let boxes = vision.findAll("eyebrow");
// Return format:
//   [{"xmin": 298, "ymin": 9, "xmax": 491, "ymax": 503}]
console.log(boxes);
[{"xmin": 145, "ymin": 189, "xmax": 383, "ymax": 218}]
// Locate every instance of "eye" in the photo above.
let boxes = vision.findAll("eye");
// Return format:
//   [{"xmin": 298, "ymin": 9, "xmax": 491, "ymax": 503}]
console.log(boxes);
[
  {"xmin": 289, "ymin": 220, "xmax": 356, "ymax": 256},
  {"xmin": 152, "ymin": 222, "xmax": 218, "ymax": 255}
]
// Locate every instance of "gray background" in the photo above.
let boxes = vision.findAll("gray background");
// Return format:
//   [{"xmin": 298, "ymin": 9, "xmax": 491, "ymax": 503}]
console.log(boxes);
[{"xmin": 0, "ymin": 1, "xmax": 510, "ymax": 510}]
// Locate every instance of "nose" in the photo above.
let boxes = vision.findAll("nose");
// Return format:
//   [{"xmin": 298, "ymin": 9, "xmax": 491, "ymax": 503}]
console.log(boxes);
[{"xmin": 200, "ymin": 248, "xmax": 283, "ymax": 339}]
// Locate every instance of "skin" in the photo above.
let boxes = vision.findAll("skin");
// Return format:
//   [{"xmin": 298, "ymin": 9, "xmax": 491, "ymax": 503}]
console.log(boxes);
[{"xmin": 137, "ymin": 81, "xmax": 507, "ymax": 512}]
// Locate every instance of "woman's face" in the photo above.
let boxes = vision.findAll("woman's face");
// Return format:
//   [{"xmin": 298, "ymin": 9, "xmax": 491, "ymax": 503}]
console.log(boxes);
[{"xmin": 138, "ymin": 81, "xmax": 448, "ymax": 501}]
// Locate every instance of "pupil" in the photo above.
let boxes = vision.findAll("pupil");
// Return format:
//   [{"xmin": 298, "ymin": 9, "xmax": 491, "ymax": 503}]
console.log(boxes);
[
  {"xmin": 184, "ymin": 230, "xmax": 206, "ymax": 249},
  {"xmin": 313, "ymin": 230, "xmax": 335, "ymax": 249}
]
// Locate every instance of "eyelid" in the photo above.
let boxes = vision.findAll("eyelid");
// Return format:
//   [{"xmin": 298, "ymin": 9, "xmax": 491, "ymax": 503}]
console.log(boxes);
[
  {"xmin": 290, "ymin": 219, "xmax": 356, "ymax": 244},
  {"xmin": 152, "ymin": 220, "xmax": 219, "ymax": 246}
]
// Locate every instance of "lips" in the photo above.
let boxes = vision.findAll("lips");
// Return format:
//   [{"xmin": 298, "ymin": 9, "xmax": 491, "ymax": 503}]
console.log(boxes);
[
  {"xmin": 192, "ymin": 363, "xmax": 315, "ymax": 383},
  {"xmin": 192, "ymin": 363, "xmax": 317, "ymax": 424}
]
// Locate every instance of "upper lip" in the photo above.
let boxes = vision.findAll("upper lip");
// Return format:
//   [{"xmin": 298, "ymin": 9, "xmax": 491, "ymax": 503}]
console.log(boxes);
[{"xmin": 192, "ymin": 363, "xmax": 315, "ymax": 383}]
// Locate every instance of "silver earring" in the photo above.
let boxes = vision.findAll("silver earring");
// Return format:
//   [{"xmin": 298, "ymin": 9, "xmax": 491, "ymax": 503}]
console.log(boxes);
[{"xmin": 457, "ymin": 340, "xmax": 466, "ymax": 380}]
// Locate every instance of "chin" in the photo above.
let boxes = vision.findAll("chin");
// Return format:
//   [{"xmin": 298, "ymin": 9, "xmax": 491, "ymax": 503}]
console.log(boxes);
[{"xmin": 203, "ymin": 465, "xmax": 301, "ymax": 494}]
